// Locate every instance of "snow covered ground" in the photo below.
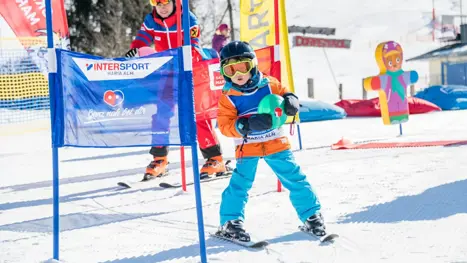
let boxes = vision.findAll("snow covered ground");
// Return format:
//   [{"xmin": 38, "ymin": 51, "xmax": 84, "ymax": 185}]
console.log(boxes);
[
  {"xmin": 2, "ymin": 0, "xmax": 467, "ymax": 262},
  {"xmin": 1, "ymin": 110, "xmax": 467, "ymax": 263}
]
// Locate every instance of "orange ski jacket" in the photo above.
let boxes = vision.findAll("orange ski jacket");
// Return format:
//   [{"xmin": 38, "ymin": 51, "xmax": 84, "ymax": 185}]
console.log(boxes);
[{"xmin": 217, "ymin": 75, "xmax": 291, "ymax": 158}]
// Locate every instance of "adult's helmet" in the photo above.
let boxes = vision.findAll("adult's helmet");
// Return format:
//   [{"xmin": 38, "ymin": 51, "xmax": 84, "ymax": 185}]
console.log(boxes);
[
  {"xmin": 219, "ymin": 41, "xmax": 260, "ymax": 93},
  {"xmin": 150, "ymin": 0, "xmax": 174, "ymax": 6}
]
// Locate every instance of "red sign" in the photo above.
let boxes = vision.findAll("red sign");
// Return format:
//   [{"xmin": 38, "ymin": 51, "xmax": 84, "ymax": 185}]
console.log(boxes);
[
  {"xmin": 193, "ymin": 58, "xmax": 223, "ymax": 121},
  {"xmin": 0, "ymin": 0, "xmax": 69, "ymax": 42},
  {"xmin": 213, "ymin": 72, "xmax": 225, "ymax": 87},
  {"xmin": 293, "ymin": 36, "xmax": 351, "ymax": 49},
  {"xmin": 255, "ymin": 46, "xmax": 280, "ymax": 79}
]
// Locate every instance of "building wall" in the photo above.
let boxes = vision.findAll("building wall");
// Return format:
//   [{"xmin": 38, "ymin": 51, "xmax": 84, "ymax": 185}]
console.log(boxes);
[
  {"xmin": 428, "ymin": 56, "xmax": 467, "ymax": 85},
  {"xmin": 429, "ymin": 59, "xmax": 442, "ymax": 85}
]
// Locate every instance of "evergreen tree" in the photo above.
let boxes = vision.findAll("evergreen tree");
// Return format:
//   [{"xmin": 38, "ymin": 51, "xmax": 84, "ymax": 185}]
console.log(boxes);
[{"xmin": 67, "ymin": 0, "xmax": 150, "ymax": 57}]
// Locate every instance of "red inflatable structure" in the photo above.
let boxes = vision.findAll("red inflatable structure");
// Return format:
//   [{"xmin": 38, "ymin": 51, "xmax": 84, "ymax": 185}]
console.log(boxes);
[{"xmin": 335, "ymin": 97, "xmax": 441, "ymax": 117}]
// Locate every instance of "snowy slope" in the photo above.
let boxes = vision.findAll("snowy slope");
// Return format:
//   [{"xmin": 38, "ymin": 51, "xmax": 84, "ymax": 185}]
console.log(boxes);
[
  {"xmin": 1, "ymin": 110, "xmax": 467, "ymax": 263},
  {"xmin": 2, "ymin": 0, "xmax": 467, "ymax": 262}
]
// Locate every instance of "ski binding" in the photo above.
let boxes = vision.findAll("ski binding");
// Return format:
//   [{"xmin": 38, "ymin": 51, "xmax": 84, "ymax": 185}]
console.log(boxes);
[
  {"xmin": 210, "ymin": 232, "xmax": 269, "ymax": 248},
  {"xmin": 298, "ymin": 225, "xmax": 339, "ymax": 243}
]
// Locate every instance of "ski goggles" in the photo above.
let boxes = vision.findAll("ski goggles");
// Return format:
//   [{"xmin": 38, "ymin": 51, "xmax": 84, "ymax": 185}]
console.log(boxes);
[
  {"xmin": 150, "ymin": 0, "xmax": 172, "ymax": 6},
  {"xmin": 221, "ymin": 59, "xmax": 254, "ymax": 78}
]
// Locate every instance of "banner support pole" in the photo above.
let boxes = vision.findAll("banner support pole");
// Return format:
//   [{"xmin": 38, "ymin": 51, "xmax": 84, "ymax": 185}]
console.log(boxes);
[
  {"xmin": 45, "ymin": 0, "xmax": 60, "ymax": 259},
  {"xmin": 297, "ymin": 124, "xmax": 303, "ymax": 150},
  {"xmin": 181, "ymin": 147, "xmax": 187, "ymax": 191},
  {"xmin": 190, "ymin": 143, "xmax": 207, "ymax": 263},
  {"xmin": 181, "ymin": 0, "xmax": 207, "ymax": 261},
  {"xmin": 277, "ymin": 0, "xmax": 304, "ymax": 151}
]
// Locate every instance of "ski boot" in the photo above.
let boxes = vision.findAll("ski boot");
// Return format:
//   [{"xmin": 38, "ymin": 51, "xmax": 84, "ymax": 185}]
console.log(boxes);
[
  {"xmin": 216, "ymin": 219, "xmax": 251, "ymax": 242},
  {"xmin": 199, "ymin": 156, "xmax": 232, "ymax": 179},
  {"xmin": 303, "ymin": 213, "xmax": 327, "ymax": 237},
  {"xmin": 143, "ymin": 156, "xmax": 169, "ymax": 181}
]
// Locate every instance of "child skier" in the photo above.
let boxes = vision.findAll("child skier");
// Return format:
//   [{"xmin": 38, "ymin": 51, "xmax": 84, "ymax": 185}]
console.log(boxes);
[
  {"xmin": 215, "ymin": 41, "xmax": 326, "ymax": 242},
  {"xmin": 125, "ymin": 0, "xmax": 230, "ymax": 179}
]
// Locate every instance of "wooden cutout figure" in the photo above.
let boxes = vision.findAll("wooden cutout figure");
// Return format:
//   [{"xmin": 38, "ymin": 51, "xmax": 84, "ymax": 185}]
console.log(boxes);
[{"xmin": 363, "ymin": 41, "xmax": 418, "ymax": 125}]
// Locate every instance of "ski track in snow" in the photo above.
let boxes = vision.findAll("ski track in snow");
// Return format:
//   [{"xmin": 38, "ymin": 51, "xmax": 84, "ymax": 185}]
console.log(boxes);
[
  {"xmin": 1, "ymin": 110, "xmax": 467, "ymax": 263},
  {"xmin": 2, "ymin": 0, "xmax": 467, "ymax": 262}
]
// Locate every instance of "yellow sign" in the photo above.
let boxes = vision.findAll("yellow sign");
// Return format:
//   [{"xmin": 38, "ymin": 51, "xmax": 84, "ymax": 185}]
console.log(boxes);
[
  {"xmin": 239, "ymin": 0, "xmax": 276, "ymax": 49},
  {"xmin": 240, "ymin": 0, "xmax": 298, "ymax": 122}
]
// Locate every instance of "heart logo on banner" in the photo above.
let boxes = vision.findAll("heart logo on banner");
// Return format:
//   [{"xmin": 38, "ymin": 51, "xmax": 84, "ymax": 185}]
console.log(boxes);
[{"xmin": 103, "ymin": 90, "xmax": 124, "ymax": 107}]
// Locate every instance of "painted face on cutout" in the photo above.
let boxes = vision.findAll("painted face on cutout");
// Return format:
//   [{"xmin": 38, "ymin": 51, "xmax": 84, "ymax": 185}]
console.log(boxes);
[{"xmin": 382, "ymin": 42, "xmax": 403, "ymax": 72}]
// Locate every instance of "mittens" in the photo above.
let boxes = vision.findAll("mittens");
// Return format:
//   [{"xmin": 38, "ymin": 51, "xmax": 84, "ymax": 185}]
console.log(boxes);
[
  {"xmin": 236, "ymin": 117, "xmax": 250, "ymax": 136},
  {"xmin": 283, "ymin": 92, "xmax": 300, "ymax": 116},
  {"xmin": 236, "ymin": 114, "xmax": 273, "ymax": 136},
  {"xmin": 248, "ymin": 114, "xmax": 272, "ymax": 131}
]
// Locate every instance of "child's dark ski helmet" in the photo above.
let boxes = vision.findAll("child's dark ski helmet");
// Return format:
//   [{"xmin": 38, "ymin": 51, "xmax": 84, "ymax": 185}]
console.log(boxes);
[{"xmin": 219, "ymin": 41, "xmax": 260, "ymax": 92}]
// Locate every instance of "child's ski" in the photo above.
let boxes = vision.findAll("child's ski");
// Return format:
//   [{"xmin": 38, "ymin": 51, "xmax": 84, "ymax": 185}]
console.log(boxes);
[
  {"xmin": 117, "ymin": 171, "xmax": 169, "ymax": 189},
  {"xmin": 298, "ymin": 225, "xmax": 339, "ymax": 243},
  {"xmin": 209, "ymin": 232, "xmax": 269, "ymax": 249},
  {"xmin": 159, "ymin": 174, "xmax": 231, "ymax": 189}
]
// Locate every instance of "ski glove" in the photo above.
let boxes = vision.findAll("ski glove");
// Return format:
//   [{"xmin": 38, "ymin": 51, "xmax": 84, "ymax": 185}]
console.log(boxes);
[
  {"xmin": 125, "ymin": 48, "xmax": 138, "ymax": 58},
  {"xmin": 236, "ymin": 114, "xmax": 273, "ymax": 136},
  {"xmin": 283, "ymin": 92, "xmax": 300, "ymax": 116},
  {"xmin": 236, "ymin": 117, "xmax": 250, "ymax": 136},
  {"xmin": 248, "ymin": 114, "xmax": 272, "ymax": 131}
]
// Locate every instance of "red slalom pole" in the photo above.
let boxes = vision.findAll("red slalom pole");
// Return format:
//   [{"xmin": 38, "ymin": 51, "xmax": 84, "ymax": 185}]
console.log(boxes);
[
  {"xmin": 175, "ymin": 0, "xmax": 187, "ymax": 191},
  {"xmin": 181, "ymin": 147, "xmax": 187, "ymax": 191}
]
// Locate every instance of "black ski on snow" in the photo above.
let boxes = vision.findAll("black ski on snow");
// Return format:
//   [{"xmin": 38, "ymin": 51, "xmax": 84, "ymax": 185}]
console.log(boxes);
[
  {"xmin": 159, "ymin": 173, "xmax": 231, "ymax": 189},
  {"xmin": 117, "ymin": 171, "xmax": 169, "ymax": 189},
  {"xmin": 209, "ymin": 232, "xmax": 269, "ymax": 249},
  {"xmin": 298, "ymin": 225, "xmax": 339, "ymax": 243}
]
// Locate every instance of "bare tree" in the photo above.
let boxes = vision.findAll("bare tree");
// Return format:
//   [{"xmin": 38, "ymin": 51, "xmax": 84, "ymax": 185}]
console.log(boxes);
[
  {"xmin": 190, "ymin": 0, "xmax": 235, "ymax": 48},
  {"xmin": 93, "ymin": 1, "xmax": 126, "ymax": 57},
  {"xmin": 226, "ymin": 0, "xmax": 235, "ymax": 40}
]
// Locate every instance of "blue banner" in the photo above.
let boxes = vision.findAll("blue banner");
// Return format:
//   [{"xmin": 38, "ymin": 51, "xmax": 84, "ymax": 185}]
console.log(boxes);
[{"xmin": 52, "ymin": 48, "xmax": 193, "ymax": 148}]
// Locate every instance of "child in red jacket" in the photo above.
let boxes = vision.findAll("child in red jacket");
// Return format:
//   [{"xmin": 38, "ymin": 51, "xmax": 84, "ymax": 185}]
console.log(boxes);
[{"xmin": 125, "ymin": 0, "xmax": 230, "ymax": 180}]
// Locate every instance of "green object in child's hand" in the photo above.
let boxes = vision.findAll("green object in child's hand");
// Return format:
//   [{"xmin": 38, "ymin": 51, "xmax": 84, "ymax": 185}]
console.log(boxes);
[{"xmin": 258, "ymin": 94, "xmax": 287, "ymax": 129}]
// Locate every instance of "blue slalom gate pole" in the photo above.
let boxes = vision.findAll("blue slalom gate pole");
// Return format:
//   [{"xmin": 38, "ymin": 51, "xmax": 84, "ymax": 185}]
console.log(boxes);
[
  {"xmin": 399, "ymin": 123, "xmax": 403, "ymax": 136},
  {"xmin": 52, "ymin": 148, "xmax": 59, "ymax": 259},
  {"xmin": 181, "ymin": 0, "xmax": 207, "ymax": 261},
  {"xmin": 297, "ymin": 123, "xmax": 303, "ymax": 150},
  {"xmin": 44, "ymin": 0, "xmax": 60, "ymax": 259},
  {"xmin": 190, "ymin": 144, "xmax": 208, "ymax": 263}
]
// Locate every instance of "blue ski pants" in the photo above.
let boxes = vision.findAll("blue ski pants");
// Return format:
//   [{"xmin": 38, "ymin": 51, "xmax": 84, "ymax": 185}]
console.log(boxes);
[{"xmin": 219, "ymin": 149, "xmax": 321, "ymax": 225}]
